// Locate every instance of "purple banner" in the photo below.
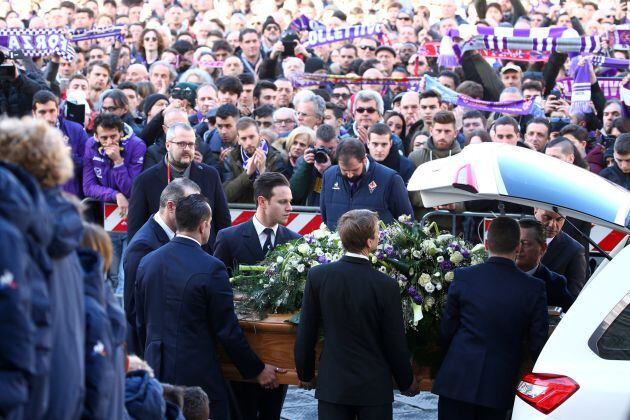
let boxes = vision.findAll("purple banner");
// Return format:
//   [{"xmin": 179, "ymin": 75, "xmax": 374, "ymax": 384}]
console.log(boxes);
[
  {"xmin": 0, "ymin": 28, "xmax": 75, "ymax": 60},
  {"xmin": 303, "ymin": 24, "xmax": 383, "ymax": 48},
  {"xmin": 71, "ymin": 25, "xmax": 124, "ymax": 42},
  {"xmin": 555, "ymin": 77, "xmax": 623, "ymax": 100},
  {"xmin": 290, "ymin": 15, "xmax": 325, "ymax": 32}
]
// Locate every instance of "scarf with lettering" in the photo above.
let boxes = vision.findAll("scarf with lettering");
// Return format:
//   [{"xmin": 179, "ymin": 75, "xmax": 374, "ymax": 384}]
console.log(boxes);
[
  {"xmin": 241, "ymin": 139, "xmax": 269, "ymax": 177},
  {"xmin": 289, "ymin": 15, "xmax": 325, "ymax": 32},
  {"xmin": 0, "ymin": 28, "xmax": 75, "ymax": 60},
  {"xmin": 569, "ymin": 62, "xmax": 592, "ymax": 114},
  {"xmin": 291, "ymin": 72, "xmax": 423, "ymax": 89},
  {"xmin": 612, "ymin": 25, "xmax": 630, "ymax": 49},
  {"xmin": 302, "ymin": 23, "xmax": 383, "ymax": 48},
  {"xmin": 555, "ymin": 77, "xmax": 623, "ymax": 100},
  {"xmin": 424, "ymin": 75, "xmax": 544, "ymax": 116},
  {"xmin": 71, "ymin": 25, "xmax": 124, "ymax": 42}
]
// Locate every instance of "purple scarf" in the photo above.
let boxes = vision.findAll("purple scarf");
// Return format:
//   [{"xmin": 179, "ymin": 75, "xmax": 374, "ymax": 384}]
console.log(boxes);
[
  {"xmin": 0, "ymin": 28, "xmax": 75, "ymax": 60},
  {"xmin": 303, "ymin": 24, "xmax": 383, "ymax": 48},
  {"xmin": 71, "ymin": 25, "xmax": 124, "ymax": 42}
]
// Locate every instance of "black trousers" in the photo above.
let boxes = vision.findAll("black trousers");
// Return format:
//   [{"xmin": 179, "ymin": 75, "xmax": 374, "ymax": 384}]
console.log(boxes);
[
  {"xmin": 210, "ymin": 398, "xmax": 229, "ymax": 420},
  {"xmin": 317, "ymin": 400, "xmax": 392, "ymax": 420},
  {"xmin": 230, "ymin": 382, "xmax": 287, "ymax": 420},
  {"xmin": 438, "ymin": 396, "xmax": 508, "ymax": 420}
]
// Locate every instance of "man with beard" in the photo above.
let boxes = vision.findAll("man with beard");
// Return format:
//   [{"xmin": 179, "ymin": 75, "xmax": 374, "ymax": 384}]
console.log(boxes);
[
  {"xmin": 261, "ymin": 16, "xmax": 282, "ymax": 54},
  {"xmin": 274, "ymin": 78, "xmax": 294, "ymax": 108},
  {"xmin": 32, "ymin": 90, "xmax": 89, "ymax": 198},
  {"xmin": 223, "ymin": 117, "xmax": 288, "ymax": 203},
  {"xmin": 127, "ymin": 123, "xmax": 230, "ymax": 251},
  {"xmin": 87, "ymin": 61, "xmax": 111, "ymax": 104},
  {"xmin": 320, "ymin": 138, "xmax": 412, "ymax": 230},
  {"xmin": 367, "ymin": 123, "xmax": 415, "ymax": 184}
]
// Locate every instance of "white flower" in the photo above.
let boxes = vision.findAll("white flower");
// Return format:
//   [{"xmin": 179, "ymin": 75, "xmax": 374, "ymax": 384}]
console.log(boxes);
[
  {"xmin": 471, "ymin": 257, "xmax": 483, "ymax": 266},
  {"xmin": 450, "ymin": 251, "xmax": 464, "ymax": 265},
  {"xmin": 311, "ymin": 261, "xmax": 320, "ymax": 267},
  {"xmin": 313, "ymin": 229, "xmax": 327, "ymax": 240},
  {"xmin": 412, "ymin": 249, "xmax": 422, "ymax": 259},
  {"xmin": 424, "ymin": 282, "xmax": 435, "ymax": 293},
  {"xmin": 433, "ymin": 272, "xmax": 441, "ymax": 277},
  {"xmin": 472, "ymin": 243, "xmax": 486, "ymax": 253},
  {"xmin": 435, "ymin": 283, "xmax": 442, "ymax": 291},
  {"xmin": 296, "ymin": 264, "xmax": 305, "ymax": 273},
  {"xmin": 379, "ymin": 266, "xmax": 387, "ymax": 273},
  {"xmin": 419, "ymin": 273, "xmax": 431, "ymax": 286},
  {"xmin": 398, "ymin": 214, "xmax": 412, "ymax": 222},
  {"xmin": 436, "ymin": 256, "xmax": 444, "ymax": 263},
  {"xmin": 444, "ymin": 271, "xmax": 455, "ymax": 282},
  {"xmin": 424, "ymin": 296, "xmax": 435, "ymax": 309},
  {"xmin": 319, "ymin": 223, "xmax": 328, "ymax": 230},
  {"xmin": 276, "ymin": 256, "xmax": 284, "ymax": 264},
  {"xmin": 297, "ymin": 243, "xmax": 310, "ymax": 255},
  {"xmin": 437, "ymin": 234, "xmax": 454, "ymax": 243}
]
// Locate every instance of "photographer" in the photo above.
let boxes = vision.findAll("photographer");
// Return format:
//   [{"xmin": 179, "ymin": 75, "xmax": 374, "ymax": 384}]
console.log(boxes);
[
  {"xmin": 0, "ymin": 54, "xmax": 51, "ymax": 117},
  {"xmin": 290, "ymin": 124, "xmax": 339, "ymax": 206},
  {"xmin": 258, "ymin": 30, "xmax": 311, "ymax": 81}
]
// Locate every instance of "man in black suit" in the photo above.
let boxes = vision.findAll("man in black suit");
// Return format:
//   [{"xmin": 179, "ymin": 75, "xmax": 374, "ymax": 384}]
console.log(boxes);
[
  {"xmin": 433, "ymin": 217, "xmax": 549, "ymax": 420},
  {"xmin": 295, "ymin": 209, "xmax": 419, "ymax": 420},
  {"xmin": 214, "ymin": 172, "xmax": 300, "ymax": 420},
  {"xmin": 516, "ymin": 219, "xmax": 575, "ymax": 312},
  {"xmin": 135, "ymin": 194, "xmax": 284, "ymax": 420},
  {"xmin": 122, "ymin": 177, "xmax": 201, "ymax": 355},
  {"xmin": 534, "ymin": 208, "xmax": 588, "ymax": 297},
  {"xmin": 127, "ymin": 122, "xmax": 231, "ymax": 250}
]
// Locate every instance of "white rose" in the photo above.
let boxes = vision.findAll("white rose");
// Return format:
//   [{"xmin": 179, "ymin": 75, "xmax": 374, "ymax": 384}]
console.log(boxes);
[
  {"xmin": 433, "ymin": 272, "xmax": 441, "ymax": 277},
  {"xmin": 319, "ymin": 223, "xmax": 328, "ymax": 230},
  {"xmin": 424, "ymin": 282, "xmax": 435, "ymax": 293},
  {"xmin": 412, "ymin": 249, "xmax": 422, "ymax": 259},
  {"xmin": 297, "ymin": 264, "xmax": 305, "ymax": 273},
  {"xmin": 472, "ymin": 243, "xmax": 486, "ymax": 253},
  {"xmin": 435, "ymin": 283, "xmax": 442, "ymax": 291},
  {"xmin": 437, "ymin": 234, "xmax": 454, "ymax": 243},
  {"xmin": 379, "ymin": 266, "xmax": 387, "ymax": 273},
  {"xmin": 436, "ymin": 256, "xmax": 444, "ymax": 263},
  {"xmin": 419, "ymin": 273, "xmax": 431, "ymax": 286},
  {"xmin": 445, "ymin": 271, "xmax": 455, "ymax": 282},
  {"xmin": 297, "ymin": 243, "xmax": 310, "ymax": 255},
  {"xmin": 313, "ymin": 230, "xmax": 326, "ymax": 239},
  {"xmin": 450, "ymin": 251, "xmax": 464, "ymax": 265},
  {"xmin": 276, "ymin": 256, "xmax": 284, "ymax": 264},
  {"xmin": 315, "ymin": 247, "xmax": 323, "ymax": 255},
  {"xmin": 398, "ymin": 214, "xmax": 412, "ymax": 223}
]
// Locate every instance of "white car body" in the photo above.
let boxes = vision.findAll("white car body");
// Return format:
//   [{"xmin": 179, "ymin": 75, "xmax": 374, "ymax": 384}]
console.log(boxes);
[{"xmin": 409, "ymin": 143, "xmax": 630, "ymax": 420}]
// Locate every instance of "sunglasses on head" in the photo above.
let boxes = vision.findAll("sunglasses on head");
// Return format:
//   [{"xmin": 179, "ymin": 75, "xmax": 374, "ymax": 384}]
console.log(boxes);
[
  {"xmin": 359, "ymin": 45, "xmax": 376, "ymax": 51},
  {"xmin": 356, "ymin": 107, "xmax": 377, "ymax": 114}
]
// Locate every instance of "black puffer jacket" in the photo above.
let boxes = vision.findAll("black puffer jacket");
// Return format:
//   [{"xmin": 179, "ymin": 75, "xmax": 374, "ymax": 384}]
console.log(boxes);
[{"xmin": 0, "ymin": 72, "xmax": 50, "ymax": 117}]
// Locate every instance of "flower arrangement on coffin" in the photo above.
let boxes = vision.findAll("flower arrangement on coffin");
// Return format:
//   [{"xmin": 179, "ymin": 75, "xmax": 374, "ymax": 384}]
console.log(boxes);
[{"xmin": 231, "ymin": 224, "xmax": 344, "ymax": 322}]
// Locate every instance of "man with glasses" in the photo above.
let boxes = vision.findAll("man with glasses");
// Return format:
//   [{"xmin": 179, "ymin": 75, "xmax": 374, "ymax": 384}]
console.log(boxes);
[
  {"xmin": 261, "ymin": 16, "xmax": 281, "ymax": 54},
  {"xmin": 330, "ymin": 85, "xmax": 352, "ymax": 111},
  {"xmin": 349, "ymin": 90, "xmax": 384, "ymax": 144},
  {"xmin": 273, "ymin": 107, "xmax": 297, "ymax": 137},
  {"xmin": 357, "ymin": 37, "xmax": 378, "ymax": 60},
  {"xmin": 253, "ymin": 105, "xmax": 275, "ymax": 130},
  {"xmin": 407, "ymin": 54, "xmax": 430, "ymax": 77},
  {"xmin": 295, "ymin": 92, "xmax": 325, "ymax": 129},
  {"xmin": 127, "ymin": 123, "xmax": 231, "ymax": 249}
]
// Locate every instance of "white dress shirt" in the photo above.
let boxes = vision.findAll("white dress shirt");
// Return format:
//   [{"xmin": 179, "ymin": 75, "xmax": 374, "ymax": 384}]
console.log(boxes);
[
  {"xmin": 345, "ymin": 252, "xmax": 369, "ymax": 260},
  {"xmin": 252, "ymin": 215, "xmax": 278, "ymax": 250},
  {"xmin": 176, "ymin": 234, "xmax": 201, "ymax": 247},
  {"xmin": 153, "ymin": 212, "xmax": 175, "ymax": 240}
]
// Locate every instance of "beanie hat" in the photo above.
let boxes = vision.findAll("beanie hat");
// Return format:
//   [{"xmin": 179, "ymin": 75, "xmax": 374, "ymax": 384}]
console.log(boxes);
[
  {"xmin": 262, "ymin": 16, "xmax": 280, "ymax": 31},
  {"xmin": 142, "ymin": 93, "xmax": 168, "ymax": 116}
]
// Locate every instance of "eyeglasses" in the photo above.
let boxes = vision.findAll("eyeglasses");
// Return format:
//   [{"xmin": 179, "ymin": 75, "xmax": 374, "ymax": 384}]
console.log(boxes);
[
  {"xmin": 296, "ymin": 111, "xmax": 314, "ymax": 118},
  {"xmin": 275, "ymin": 119, "xmax": 296, "ymax": 125},
  {"xmin": 359, "ymin": 45, "xmax": 376, "ymax": 51},
  {"xmin": 144, "ymin": 37, "xmax": 157, "ymax": 42},
  {"xmin": 355, "ymin": 107, "xmax": 377, "ymax": 114},
  {"xmin": 265, "ymin": 25, "xmax": 280, "ymax": 31},
  {"xmin": 101, "ymin": 106, "xmax": 120, "ymax": 112},
  {"xmin": 169, "ymin": 141, "xmax": 196, "ymax": 149},
  {"xmin": 397, "ymin": 16, "xmax": 412, "ymax": 21},
  {"xmin": 332, "ymin": 93, "xmax": 350, "ymax": 100}
]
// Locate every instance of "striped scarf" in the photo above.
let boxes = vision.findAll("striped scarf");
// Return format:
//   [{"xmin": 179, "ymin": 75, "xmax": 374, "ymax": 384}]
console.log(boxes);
[{"xmin": 0, "ymin": 28, "xmax": 75, "ymax": 60}]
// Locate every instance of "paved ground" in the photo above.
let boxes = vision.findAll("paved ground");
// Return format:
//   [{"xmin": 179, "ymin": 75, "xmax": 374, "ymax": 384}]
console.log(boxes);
[{"xmin": 281, "ymin": 387, "xmax": 438, "ymax": 419}]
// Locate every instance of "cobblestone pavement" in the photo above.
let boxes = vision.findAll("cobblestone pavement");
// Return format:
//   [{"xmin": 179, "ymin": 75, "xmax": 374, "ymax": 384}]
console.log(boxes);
[{"xmin": 281, "ymin": 387, "xmax": 438, "ymax": 419}]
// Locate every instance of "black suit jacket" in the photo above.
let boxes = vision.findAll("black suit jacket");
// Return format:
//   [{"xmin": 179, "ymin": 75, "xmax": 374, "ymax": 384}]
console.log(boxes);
[
  {"xmin": 122, "ymin": 215, "xmax": 170, "ymax": 355},
  {"xmin": 135, "ymin": 237, "xmax": 264, "ymax": 401},
  {"xmin": 533, "ymin": 263, "xmax": 575, "ymax": 312},
  {"xmin": 294, "ymin": 255, "xmax": 414, "ymax": 406},
  {"xmin": 432, "ymin": 257, "xmax": 548, "ymax": 410},
  {"xmin": 127, "ymin": 160, "xmax": 231, "ymax": 250},
  {"xmin": 213, "ymin": 219, "xmax": 301, "ymax": 273},
  {"xmin": 541, "ymin": 231, "xmax": 588, "ymax": 297}
]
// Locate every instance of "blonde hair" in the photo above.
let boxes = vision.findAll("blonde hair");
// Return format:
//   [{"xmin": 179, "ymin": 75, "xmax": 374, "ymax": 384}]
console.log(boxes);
[
  {"xmin": 0, "ymin": 117, "xmax": 73, "ymax": 188},
  {"xmin": 285, "ymin": 126, "xmax": 315, "ymax": 152},
  {"xmin": 80, "ymin": 222, "xmax": 113, "ymax": 273}
]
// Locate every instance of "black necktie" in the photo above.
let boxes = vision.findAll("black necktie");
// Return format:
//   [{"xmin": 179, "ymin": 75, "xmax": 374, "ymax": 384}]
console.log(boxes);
[{"xmin": 262, "ymin": 228, "xmax": 274, "ymax": 254}]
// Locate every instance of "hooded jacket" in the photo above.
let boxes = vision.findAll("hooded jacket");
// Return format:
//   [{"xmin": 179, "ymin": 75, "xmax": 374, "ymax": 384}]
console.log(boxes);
[
  {"xmin": 125, "ymin": 370, "xmax": 166, "ymax": 420},
  {"xmin": 408, "ymin": 138, "xmax": 462, "ymax": 208},
  {"xmin": 43, "ymin": 188, "xmax": 86, "ymax": 420},
  {"xmin": 600, "ymin": 163, "xmax": 630, "ymax": 190},
  {"xmin": 0, "ymin": 163, "xmax": 54, "ymax": 420},
  {"xmin": 83, "ymin": 123, "xmax": 147, "ymax": 202},
  {"xmin": 59, "ymin": 116, "xmax": 90, "ymax": 198},
  {"xmin": 0, "ymin": 165, "xmax": 37, "ymax": 419},
  {"xmin": 80, "ymin": 249, "xmax": 115, "ymax": 420}
]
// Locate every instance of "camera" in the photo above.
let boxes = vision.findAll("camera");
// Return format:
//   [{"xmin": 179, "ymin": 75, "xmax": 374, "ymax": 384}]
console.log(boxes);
[
  {"xmin": 0, "ymin": 50, "xmax": 18, "ymax": 82},
  {"xmin": 308, "ymin": 146, "xmax": 331, "ymax": 164},
  {"xmin": 280, "ymin": 29, "xmax": 299, "ymax": 58}
]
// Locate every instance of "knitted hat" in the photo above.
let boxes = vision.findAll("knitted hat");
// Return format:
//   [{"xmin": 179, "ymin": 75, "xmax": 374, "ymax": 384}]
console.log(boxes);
[
  {"xmin": 142, "ymin": 93, "xmax": 168, "ymax": 116},
  {"xmin": 262, "ymin": 16, "xmax": 280, "ymax": 32}
]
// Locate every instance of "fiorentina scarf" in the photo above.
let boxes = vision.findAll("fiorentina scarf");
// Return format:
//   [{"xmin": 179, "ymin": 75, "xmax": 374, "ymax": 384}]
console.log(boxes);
[
  {"xmin": 241, "ymin": 140, "xmax": 269, "ymax": 176},
  {"xmin": 612, "ymin": 25, "xmax": 630, "ymax": 49},
  {"xmin": 424, "ymin": 75, "xmax": 543, "ymax": 116},
  {"xmin": 555, "ymin": 77, "xmax": 624, "ymax": 100},
  {"xmin": 0, "ymin": 28, "xmax": 75, "ymax": 60},
  {"xmin": 290, "ymin": 15, "xmax": 325, "ymax": 32},
  {"xmin": 302, "ymin": 23, "xmax": 383, "ymax": 48},
  {"xmin": 569, "ymin": 62, "xmax": 592, "ymax": 114},
  {"xmin": 71, "ymin": 25, "xmax": 125, "ymax": 42},
  {"xmin": 291, "ymin": 72, "xmax": 424, "ymax": 88}
]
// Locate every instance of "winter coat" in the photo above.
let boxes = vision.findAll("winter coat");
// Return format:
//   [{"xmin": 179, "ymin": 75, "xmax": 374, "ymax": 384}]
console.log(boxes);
[
  {"xmin": 600, "ymin": 164, "xmax": 630, "ymax": 190},
  {"xmin": 289, "ymin": 155, "xmax": 329, "ymax": 207},
  {"xmin": 80, "ymin": 249, "xmax": 115, "ymax": 420},
  {"xmin": 320, "ymin": 157, "xmax": 413, "ymax": 230},
  {"xmin": 104, "ymin": 273, "xmax": 128, "ymax": 420},
  {"xmin": 83, "ymin": 124, "xmax": 147, "ymax": 202},
  {"xmin": 586, "ymin": 143, "xmax": 606, "ymax": 174},
  {"xmin": 222, "ymin": 145, "xmax": 288, "ymax": 203},
  {"xmin": 125, "ymin": 370, "xmax": 166, "ymax": 420},
  {"xmin": 0, "ymin": 163, "xmax": 54, "ymax": 420},
  {"xmin": 43, "ymin": 188, "xmax": 86, "ymax": 420},
  {"xmin": 0, "ymin": 165, "xmax": 36, "ymax": 420},
  {"xmin": 0, "ymin": 72, "xmax": 49, "ymax": 117},
  {"xmin": 59, "ymin": 116, "xmax": 90, "ymax": 198}
]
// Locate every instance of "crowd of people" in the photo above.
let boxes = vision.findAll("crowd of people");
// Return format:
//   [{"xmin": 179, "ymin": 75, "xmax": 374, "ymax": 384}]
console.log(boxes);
[{"xmin": 0, "ymin": 0, "xmax": 629, "ymax": 418}]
